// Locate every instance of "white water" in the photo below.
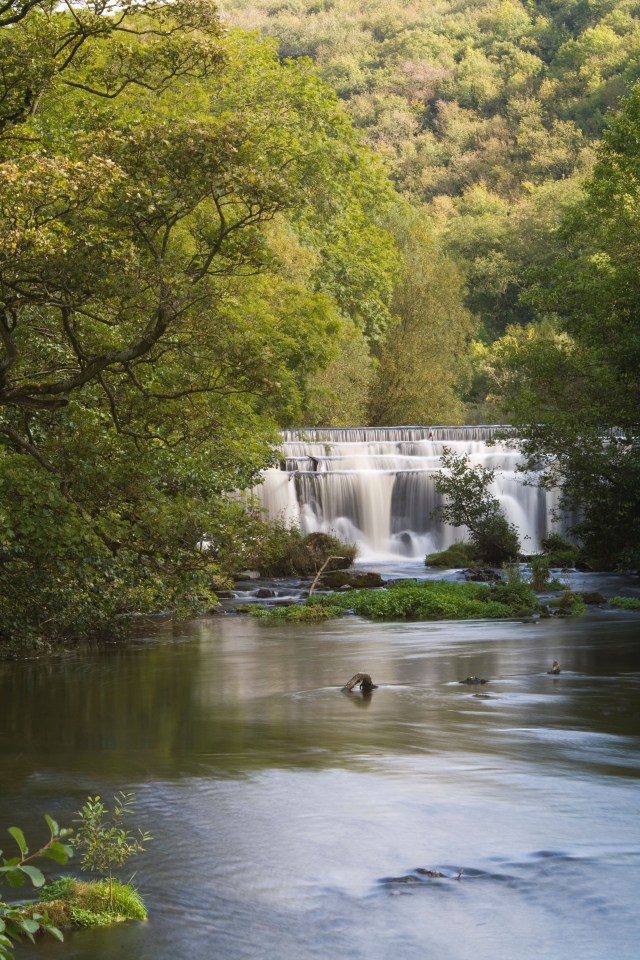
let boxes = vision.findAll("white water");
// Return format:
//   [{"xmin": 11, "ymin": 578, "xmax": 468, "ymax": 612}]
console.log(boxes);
[{"xmin": 255, "ymin": 426, "xmax": 564, "ymax": 561}]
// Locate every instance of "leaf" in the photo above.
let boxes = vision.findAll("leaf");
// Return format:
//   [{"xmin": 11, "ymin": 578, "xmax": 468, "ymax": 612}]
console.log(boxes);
[
  {"xmin": 42, "ymin": 842, "xmax": 73, "ymax": 865},
  {"xmin": 44, "ymin": 815, "xmax": 59, "ymax": 837},
  {"xmin": 4, "ymin": 869, "xmax": 25, "ymax": 889},
  {"xmin": 19, "ymin": 865, "xmax": 45, "ymax": 887},
  {"xmin": 7, "ymin": 828, "xmax": 27, "ymax": 857}
]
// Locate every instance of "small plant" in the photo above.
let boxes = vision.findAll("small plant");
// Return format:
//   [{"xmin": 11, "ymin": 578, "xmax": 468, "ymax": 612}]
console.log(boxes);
[
  {"xmin": 74, "ymin": 793, "xmax": 151, "ymax": 909},
  {"xmin": 529, "ymin": 555, "xmax": 551, "ymax": 590}
]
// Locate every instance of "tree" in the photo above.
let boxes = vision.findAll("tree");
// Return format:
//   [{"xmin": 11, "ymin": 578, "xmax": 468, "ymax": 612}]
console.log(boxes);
[
  {"xmin": 488, "ymin": 81, "xmax": 640, "ymax": 568},
  {"xmin": 74, "ymin": 793, "xmax": 150, "ymax": 909},
  {"xmin": 368, "ymin": 209, "xmax": 472, "ymax": 426},
  {"xmin": 0, "ymin": 4, "xmax": 399, "ymax": 650},
  {"xmin": 431, "ymin": 446, "xmax": 520, "ymax": 563}
]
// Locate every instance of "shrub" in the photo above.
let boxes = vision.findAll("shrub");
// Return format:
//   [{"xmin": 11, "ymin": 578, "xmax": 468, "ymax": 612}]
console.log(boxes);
[
  {"xmin": 540, "ymin": 533, "xmax": 581, "ymax": 567},
  {"xmin": 529, "ymin": 555, "xmax": 551, "ymax": 590},
  {"xmin": 225, "ymin": 515, "xmax": 356, "ymax": 577},
  {"xmin": 424, "ymin": 542, "xmax": 478, "ymax": 568}
]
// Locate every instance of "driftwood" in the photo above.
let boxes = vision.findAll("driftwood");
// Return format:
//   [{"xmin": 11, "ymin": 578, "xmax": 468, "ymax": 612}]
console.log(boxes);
[
  {"xmin": 342, "ymin": 673, "xmax": 378, "ymax": 693},
  {"xmin": 386, "ymin": 867, "xmax": 464, "ymax": 883},
  {"xmin": 308, "ymin": 556, "xmax": 345, "ymax": 597}
]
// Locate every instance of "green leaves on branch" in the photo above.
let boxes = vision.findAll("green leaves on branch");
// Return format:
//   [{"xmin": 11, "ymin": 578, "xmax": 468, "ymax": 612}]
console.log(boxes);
[
  {"xmin": 74, "ymin": 793, "xmax": 151, "ymax": 910},
  {"xmin": 431, "ymin": 447, "xmax": 520, "ymax": 564},
  {"xmin": 0, "ymin": 816, "xmax": 72, "ymax": 959}
]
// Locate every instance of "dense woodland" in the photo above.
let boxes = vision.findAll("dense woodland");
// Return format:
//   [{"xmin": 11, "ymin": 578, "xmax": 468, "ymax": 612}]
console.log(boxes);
[{"xmin": 0, "ymin": 0, "xmax": 639, "ymax": 652}]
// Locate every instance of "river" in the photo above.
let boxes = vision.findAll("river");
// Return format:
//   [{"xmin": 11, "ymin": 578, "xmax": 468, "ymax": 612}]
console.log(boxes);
[{"xmin": 2, "ymin": 565, "xmax": 640, "ymax": 960}]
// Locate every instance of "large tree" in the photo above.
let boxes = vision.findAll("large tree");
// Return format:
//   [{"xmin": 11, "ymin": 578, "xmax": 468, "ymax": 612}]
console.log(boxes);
[
  {"xmin": 368, "ymin": 209, "xmax": 472, "ymax": 426},
  {"xmin": 0, "ymin": 2, "xmax": 398, "ymax": 650},
  {"xmin": 488, "ymin": 80, "xmax": 640, "ymax": 568}
]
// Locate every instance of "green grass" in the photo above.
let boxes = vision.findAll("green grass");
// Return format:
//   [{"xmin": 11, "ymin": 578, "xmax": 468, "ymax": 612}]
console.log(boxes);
[
  {"xmin": 609, "ymin": 596, "xmax": 640, "ymax": 610},
  {"xmin": 33, "ymin": 878, "xmax": 147, "ymax": 928}
]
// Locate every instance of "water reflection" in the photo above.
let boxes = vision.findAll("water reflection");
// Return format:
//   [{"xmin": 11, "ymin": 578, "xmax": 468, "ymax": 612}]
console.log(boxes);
[{"xmin": 1, "ymin": 576, "xmax": 640, "ymax": 960}]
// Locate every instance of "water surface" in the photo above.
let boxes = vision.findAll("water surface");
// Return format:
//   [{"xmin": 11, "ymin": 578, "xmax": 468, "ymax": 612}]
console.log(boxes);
[{"xmin": 2, "ymin": 570, "xmax": 640, "ymax": 960}]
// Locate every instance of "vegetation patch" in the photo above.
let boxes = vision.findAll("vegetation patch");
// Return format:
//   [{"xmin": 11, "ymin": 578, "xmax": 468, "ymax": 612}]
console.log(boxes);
[
  {"xmin": 539, "ymin": 534, "xmax": 582, "ymax": 569},
  {"xmin": 609, "ymin": 596, "xmax": 640, "ymax": 611},
  {"xmin": 548, "ymin": 592, "xmax": 587, "ymax": 616},
  {"xmin": 425, "ymin": 542, "xmax": 478, "ymax": 568},
  {"xmin": 231, "ymin": 520, "xmax": 357, "ymax": 578},
  {"xmin": 32, "ymin": 878, "xmax": 147, "ymax": 928},
  {"xmin": 251, "ymin": 578, "xmax": 539, "ymax": 623}
]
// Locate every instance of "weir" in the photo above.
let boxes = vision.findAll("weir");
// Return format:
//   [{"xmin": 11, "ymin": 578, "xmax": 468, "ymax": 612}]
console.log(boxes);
[{"xmin": 255, "ymin": 426, "xmax": 563, "ymax": 561}]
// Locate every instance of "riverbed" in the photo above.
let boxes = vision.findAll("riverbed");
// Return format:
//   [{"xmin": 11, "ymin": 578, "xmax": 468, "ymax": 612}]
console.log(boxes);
[{"xmin": 2, "ymin": 567, "xmax": 640, "ymax": 960}]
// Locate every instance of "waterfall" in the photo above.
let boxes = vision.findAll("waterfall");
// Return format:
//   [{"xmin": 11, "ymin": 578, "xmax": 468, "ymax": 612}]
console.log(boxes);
[{"xmin": 255, "ymin": 426, "xmax": 564, "ymax": 561}]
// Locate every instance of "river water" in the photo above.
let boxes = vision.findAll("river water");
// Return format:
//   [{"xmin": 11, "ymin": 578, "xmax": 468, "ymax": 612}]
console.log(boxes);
[{"xmin": 2, "ymin": 566, "xmax": 640, "ymax": 960}]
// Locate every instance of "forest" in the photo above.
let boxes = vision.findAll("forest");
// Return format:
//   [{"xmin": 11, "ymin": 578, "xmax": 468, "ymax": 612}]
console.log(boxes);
[{"xmin": 1, "ymin": 0, "xmax": 639, "ymax": 653}]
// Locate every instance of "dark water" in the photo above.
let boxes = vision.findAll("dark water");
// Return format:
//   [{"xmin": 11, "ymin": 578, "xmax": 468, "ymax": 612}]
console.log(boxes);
[{"xmin": 2, "ymin": 569, "xmax": 640, "ymax": 960}]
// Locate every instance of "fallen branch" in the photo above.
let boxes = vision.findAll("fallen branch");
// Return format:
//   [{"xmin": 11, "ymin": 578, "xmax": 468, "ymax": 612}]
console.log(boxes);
[
  {"xmin": 342, "ymin": 673, "xmax": 378, "ymax": 693},
  {"xmin": 308, "ymin": 556, "xmax": 345, "ymax": 596}
]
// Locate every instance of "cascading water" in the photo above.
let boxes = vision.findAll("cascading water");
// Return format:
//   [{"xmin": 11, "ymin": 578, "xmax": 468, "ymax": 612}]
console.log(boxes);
[{"xmin": 255, "ymin": 426, "xmax": 564, "ymax": 561}]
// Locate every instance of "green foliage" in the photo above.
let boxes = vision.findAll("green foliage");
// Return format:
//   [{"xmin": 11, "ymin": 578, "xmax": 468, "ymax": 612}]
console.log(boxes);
[
  {"xmin": 250, "ymin": 602, "xmax": 344, "ymax": 622},
  {"xmin": 223, "ymin": 0, "xmax": 640, "ymax": 346},
  {"xmin": 529, "ymin": 555, "xmax": 552, "ymax": 590},
  {"xmin": 36, "ymin": 878, "xmax": 147, "ymax": 927},
  {"xmin": 0, "ymin": 816, "xmax": 72, "ymax": 959},
  {"xmin": 0, "ymin": 2, "xmax": 399, "ymax": 652},
  {"xmin": 253, "ymin": 578, "xmax": 537, "ymax": 623},
  {"xmin": 548, "ymin": 591, "xmax": 587, "ymax": 615},
  {"xmin": 540, "ymin": 533, "xmax": 581, "ymax": 568},
  {"xmin": 225, "ymin": 515, "xmax": 356, "ymax": 577},
  {"xmin": 609, "ymin": 596, "xmax": 640, "ymax": 610},
  {"xmin": 425, "ymin": 542, "xmax": 478, "ymax": 568},
  {"xmin": 74, "ymin": 794, "xmax": 151, "ymax": 909},
  {"xmin": 489, "ymin": 84, "xmax": 640, "ymax": 570},
  {"xmin": 431, "ymin": 447, "xmax": 521, "ymax": 563},
  {"xmin": 367, "ymin": 208, "xmax": 472, "ymax": 425},
  {"xmin": 490, "ymin": 566, "xmax": 538, "ymax": 611}
]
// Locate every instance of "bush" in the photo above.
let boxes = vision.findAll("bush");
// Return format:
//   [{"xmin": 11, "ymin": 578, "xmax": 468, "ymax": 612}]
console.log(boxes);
[
  {"xmin": 425, "ymin": 542, "xmax": 478, "ymax": 567},
  {"xmin": 473, "ymin": 512, "xmax": 520, "ymax": 564},
  {"xmin": 223, "ymin": 515, "xmax": 356, "ymax": 578},
  {"xmin": 529, "ymin": 555, "xmax": 551, "ymax": 590},
  {"xmin": 540, "ymin": 533, "xmax": 581, "ymax": 568}
]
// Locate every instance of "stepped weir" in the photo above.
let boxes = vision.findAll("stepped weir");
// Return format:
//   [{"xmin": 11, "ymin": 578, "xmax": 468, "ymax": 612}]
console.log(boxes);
[{"xmin": 255, "ymin": 426, "xmax": 562, "ymax": 561}]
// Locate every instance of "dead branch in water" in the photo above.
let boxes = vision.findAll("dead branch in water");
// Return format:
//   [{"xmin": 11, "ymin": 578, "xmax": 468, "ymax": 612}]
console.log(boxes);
[
  {"xmin": 342, "ymin": 673, "xmax": 378, "ymax": 693},
  {"xmin": 308, "ymin": 556, "xmax": 345, "ymax": 596}
]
